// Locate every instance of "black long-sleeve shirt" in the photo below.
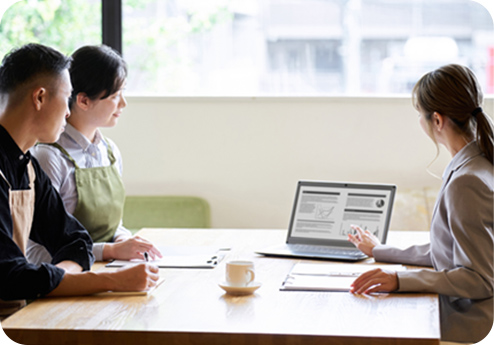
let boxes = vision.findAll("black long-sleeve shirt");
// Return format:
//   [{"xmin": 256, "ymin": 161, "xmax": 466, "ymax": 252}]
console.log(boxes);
[{"xmin": 0, "ymin": 125, "xmax": 94, "ymax": 300}]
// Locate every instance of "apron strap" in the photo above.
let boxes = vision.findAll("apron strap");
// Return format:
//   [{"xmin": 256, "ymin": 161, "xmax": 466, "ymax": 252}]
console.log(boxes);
[
  {"xmin": 12, "ymin": 161, "xmax": 36, "ymax": 255},
  {"xmin": 46, "ymin": 143, "xmax": 80, "ymax": 169},
  {"xmin": 102, "ymin": 137, "xmax": 117, "ymax": 165},
  {"xmin": 47, "ymin": 140, "xmax": 116, "ymax": 167},
  {"xmin": 1, "ymin": 162, "xmax": 35, "ymax": 189},
  {"xmin": 0, "ymin": 168, "xmax": 12, "ymax": 189},
  {"xmin": 27, "ymin": 159, "xmax": 36, "ymax": 189}
]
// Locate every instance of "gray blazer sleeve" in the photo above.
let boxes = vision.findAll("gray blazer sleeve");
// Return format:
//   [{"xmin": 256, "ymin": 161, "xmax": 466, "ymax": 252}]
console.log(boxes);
[
  {"xmin": 373, "ymin": 243, "xmax": 433, "ymax": 267},
  {"xmin": 396, "ymin": 174, "xmax": 493, "ymax": 299}
]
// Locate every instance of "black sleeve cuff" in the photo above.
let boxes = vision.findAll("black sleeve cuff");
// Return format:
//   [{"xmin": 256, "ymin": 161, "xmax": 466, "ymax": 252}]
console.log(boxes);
[{"xmin": 50, "ymin": 238, "xmax": 95, "ymax": 271}]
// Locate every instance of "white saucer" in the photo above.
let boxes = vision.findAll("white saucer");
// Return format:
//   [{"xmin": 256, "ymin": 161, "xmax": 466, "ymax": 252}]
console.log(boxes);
[{"xmin": 219, "ymin": 281, "xmax": 261, "ymax": 296}]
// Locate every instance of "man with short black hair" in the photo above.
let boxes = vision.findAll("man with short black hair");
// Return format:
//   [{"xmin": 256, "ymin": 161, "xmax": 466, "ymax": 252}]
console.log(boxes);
[{"xmin": 0, "ymin": 43, "xmax": 158, "ymax": 316}]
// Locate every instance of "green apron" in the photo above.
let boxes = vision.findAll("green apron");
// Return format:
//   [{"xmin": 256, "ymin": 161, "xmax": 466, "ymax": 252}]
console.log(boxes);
[{"xmin": 51, "ymin": 140, "xmax": 125, "ymax": 243}]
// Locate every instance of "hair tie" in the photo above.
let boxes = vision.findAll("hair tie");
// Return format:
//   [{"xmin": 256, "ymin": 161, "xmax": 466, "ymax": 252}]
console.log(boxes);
[{"xmin": 472, "ymin": 107, "xmax": 483, "ymax": 117}]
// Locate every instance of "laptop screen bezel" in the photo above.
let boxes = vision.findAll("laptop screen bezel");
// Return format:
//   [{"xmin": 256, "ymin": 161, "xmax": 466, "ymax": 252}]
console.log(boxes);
[{"xmin": 285, "ymin": 180, "xmax": 396, "ymax": 248}]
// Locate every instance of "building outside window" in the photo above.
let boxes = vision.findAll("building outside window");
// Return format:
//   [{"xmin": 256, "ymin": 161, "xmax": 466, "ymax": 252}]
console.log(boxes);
[{"xmin": 1, "ymin": 0, "xmax": 493, "ymax": 96}]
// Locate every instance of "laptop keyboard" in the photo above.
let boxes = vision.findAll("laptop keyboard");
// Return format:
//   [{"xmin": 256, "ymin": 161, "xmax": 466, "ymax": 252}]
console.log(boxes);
[{"xmin": 289, "ymin": 244, "xmax": 363, "ymax": 257}]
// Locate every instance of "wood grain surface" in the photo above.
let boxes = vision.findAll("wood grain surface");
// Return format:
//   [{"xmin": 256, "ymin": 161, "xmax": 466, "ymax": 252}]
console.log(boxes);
[{"xmin": 1, "ymin": 229, "xmax": 439, "ymax": 345}]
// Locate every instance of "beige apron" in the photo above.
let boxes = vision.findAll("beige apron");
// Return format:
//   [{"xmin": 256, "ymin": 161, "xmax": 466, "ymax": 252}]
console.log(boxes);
[{"xmin": 0, "ymin": 161, "xmax": 35, "ymax": 317}]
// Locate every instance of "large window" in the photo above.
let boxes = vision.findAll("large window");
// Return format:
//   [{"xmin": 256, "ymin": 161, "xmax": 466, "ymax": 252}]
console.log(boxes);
[
  {"xmin": 123, "ymin": 0, "xmax": 493, "ymax": 95},
  {"xmin": 1, "ymin": 0, "xmax": 493, "ymax": 96}
]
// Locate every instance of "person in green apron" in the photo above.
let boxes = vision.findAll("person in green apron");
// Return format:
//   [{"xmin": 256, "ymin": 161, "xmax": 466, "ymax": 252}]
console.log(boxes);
[
  {"xmin": 30, "ymin": 45, "xmax": 161, "ymax": 263},
  {"xmin": 1, "ymin": 43, "xmax": 159, "ymax": 315}
]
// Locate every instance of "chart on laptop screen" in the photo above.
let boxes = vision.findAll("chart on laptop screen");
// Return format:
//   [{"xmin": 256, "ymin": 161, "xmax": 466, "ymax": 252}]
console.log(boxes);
[{"xmin": 290, "ymin": 184, "xmax": 392, "ymax": 242}]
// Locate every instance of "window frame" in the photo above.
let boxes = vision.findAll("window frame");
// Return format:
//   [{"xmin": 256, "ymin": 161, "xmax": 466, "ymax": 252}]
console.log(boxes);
[{"xmin": 102, "ymin": 0, "xmax": 122, "ymax": 54}]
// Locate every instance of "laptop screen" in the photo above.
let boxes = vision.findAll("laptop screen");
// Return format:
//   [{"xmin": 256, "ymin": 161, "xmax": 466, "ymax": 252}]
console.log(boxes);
[{"xmin": 287, "ymin": 181, "xmax": 396, "ymax": 247}]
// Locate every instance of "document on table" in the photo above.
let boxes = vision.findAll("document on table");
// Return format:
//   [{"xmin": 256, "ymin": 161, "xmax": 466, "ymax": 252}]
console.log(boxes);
[
  {"xmin": 106, "ymin": 245, "xmax": 227, "ymax": 269},
  {"xmin": 280, "ymin": 262, "xmax": 406, "ymax": 292}
]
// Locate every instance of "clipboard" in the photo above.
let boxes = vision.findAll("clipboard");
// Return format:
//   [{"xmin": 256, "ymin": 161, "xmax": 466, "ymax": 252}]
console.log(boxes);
[{"xmin": 106, "ymin": 245, "xmax": 228, "ymax": 269}]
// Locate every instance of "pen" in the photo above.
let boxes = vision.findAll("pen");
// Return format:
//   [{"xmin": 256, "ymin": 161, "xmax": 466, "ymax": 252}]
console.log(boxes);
[{"xmin": 144, "ymin": 252, "xmax": 149, "ymax": 262}]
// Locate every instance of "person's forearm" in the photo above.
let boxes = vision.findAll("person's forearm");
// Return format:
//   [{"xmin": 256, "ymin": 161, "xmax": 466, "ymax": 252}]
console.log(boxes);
[
  {"xmin": 55, "ymin": 260, "xmax": 83, "ymax": 273},
  {"xmin": 46, "ymin": 271, "xmax": 113, "ymax": 297},
  {"xmin": 46, "ymin": 264, "xmax": 157, "ymax": 297}
]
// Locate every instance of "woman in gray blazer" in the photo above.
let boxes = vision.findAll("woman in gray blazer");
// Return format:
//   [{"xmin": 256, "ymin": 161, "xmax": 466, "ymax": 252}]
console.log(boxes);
[{"xmin": 348, "ymin": 64, "xmax": 493, "ymax": 343}]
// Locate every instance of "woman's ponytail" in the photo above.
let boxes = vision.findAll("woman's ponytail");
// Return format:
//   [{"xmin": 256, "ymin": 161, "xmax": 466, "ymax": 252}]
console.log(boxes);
[{"xmin": 473, "ymin": 108, "xmax": 494, "ymax": 164}]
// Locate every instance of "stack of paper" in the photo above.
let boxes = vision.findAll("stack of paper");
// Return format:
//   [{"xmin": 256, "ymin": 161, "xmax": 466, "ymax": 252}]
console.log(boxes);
[{"xmin": 280, "ymin": 263, "xmax": 406, "ymax": 292}]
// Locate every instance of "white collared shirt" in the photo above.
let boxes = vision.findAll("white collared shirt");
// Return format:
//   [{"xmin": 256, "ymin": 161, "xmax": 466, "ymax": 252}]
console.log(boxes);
[{"xmin": 30, "ymin": 124, "xmax": 131, "ymax": 261}]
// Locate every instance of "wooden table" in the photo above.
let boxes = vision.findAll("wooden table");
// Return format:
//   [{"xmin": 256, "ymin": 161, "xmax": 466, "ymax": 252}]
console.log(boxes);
[{"xmin": 1, "ymin": 229, "xmax": 439, "ymax": 345}]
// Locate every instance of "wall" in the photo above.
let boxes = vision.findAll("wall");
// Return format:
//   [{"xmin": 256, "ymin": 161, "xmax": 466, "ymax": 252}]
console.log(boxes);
[{"xmin": 102, "ymin": 96, "xmax": 494, "ymax": 230}]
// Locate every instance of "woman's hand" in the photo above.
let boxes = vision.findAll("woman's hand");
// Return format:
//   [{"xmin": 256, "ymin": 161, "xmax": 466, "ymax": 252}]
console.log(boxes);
[
  {"xmin": 347, "ymin": 225, "xmax": 381, "ymax": 257},
  {"xmin": 350, "ymin": 268, "xmax": 399, "ymax": 294},
  {"xmin": 103, "ymin": 236, "xmax": 163, "ymax": 261}
]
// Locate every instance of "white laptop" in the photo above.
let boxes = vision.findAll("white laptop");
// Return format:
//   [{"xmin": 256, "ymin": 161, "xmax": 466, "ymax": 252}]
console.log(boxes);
[{"xmin": 256, "ymin": 180, "xmax": 397, "ymax": 261}]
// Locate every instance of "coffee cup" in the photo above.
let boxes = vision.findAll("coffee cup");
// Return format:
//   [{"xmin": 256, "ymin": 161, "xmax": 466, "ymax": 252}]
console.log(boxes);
[{"xmin": 225, "ymin": 260, "xmax": 255, "ymax": 287}]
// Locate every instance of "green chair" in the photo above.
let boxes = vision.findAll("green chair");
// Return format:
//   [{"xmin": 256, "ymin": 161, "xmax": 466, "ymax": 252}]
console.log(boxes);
[{"xmin": 123, "ymin": 196, "xmax": 211, "ymax": 233}]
